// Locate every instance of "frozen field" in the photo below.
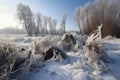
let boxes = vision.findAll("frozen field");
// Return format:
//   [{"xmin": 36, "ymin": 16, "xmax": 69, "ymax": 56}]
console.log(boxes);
[{"xmin": 0, "ymin": 34, "xmax": 120, "ymax": 80}]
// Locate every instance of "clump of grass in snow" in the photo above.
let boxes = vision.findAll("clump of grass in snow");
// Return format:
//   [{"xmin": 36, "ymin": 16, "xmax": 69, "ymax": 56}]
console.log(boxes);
[{"xmin": 0, "ymin": 41, "xmax": 18, "ymax": 80}]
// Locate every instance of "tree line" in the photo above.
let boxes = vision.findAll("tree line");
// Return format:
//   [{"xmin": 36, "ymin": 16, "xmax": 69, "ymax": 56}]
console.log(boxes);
[
  {"xmin": 17, "ymin": 3, "xmax": 66, "ymax": 36},
  {"xmin": 74, "ymin": 0, "xmax": 120, "ymax": 38}
]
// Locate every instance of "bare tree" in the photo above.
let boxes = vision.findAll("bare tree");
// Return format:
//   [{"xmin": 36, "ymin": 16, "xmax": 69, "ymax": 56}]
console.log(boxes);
[
  {"xmin": 52, "ymin": 19, "xmax": 57, "ymax": 34},
  {"xmin": 48, "ymin": 17, "xmax": 57, "ymax": 34},
  {"xmin": 34, "ymin": 13, "xmax": 42, "ymax": 36},
  {"xmin": 42, "ymin": 16, "xmax": 48, "ymax": 34},
  {"xmin": 17, "ymin": 3, "xmax": 34, "ymax": 36},
  {"xmin": 48, "ymin": 17, "xmax": 52, "ymax": 34},
  {"xmin": 60, "ymin": 13, "xmax": 66, "ymax": 34}
]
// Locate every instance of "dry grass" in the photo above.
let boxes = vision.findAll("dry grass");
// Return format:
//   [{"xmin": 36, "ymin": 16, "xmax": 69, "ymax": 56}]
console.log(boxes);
[
  {"xmin": 0, "ymin": 41, "xmax": 33, "ymax": 80},
  {"xmin": 84, "ymin": 28, "xmax": 112, "ymax": 72},
  {"xmin": 0, "ymin": 41, "xmax": 18, "ymax": 80}
]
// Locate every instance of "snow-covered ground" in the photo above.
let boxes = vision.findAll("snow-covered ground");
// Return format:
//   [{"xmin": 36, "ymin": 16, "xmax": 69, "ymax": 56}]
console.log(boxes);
[
  {"xmin": 1, "ymin": 34, "xmax": 120, "ymax": 80},
  {"xmin": 26, "ymin": 40, "xmax": 120, "ymax": 80}
]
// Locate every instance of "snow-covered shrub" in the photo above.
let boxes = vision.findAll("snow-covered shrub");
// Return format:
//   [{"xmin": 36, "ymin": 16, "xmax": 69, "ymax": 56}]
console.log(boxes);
[
  {"xmin": 28, "ymin": 37, "xmax": 68, "ymax": 64},
  {"xmin": 11, "ymin": 48, "xmax": 32, "ymax": 80},
  {"xmin": 0, "ymin": 41, "xmax": 32, "ymax": 80},
  {"xmin": 58, "ymin": 33, "xmax": 76, "ymax": 51},
  {"xmin": 84, "ymin": 44, "xmax": 105, "ymax": 72},
  {"xmin": 84, "ymin": 25, "xmax": 112, "ymax": 72},
  {"xmin": 0, "ymin": 41, "xmax": 18, "ymax": 80}
]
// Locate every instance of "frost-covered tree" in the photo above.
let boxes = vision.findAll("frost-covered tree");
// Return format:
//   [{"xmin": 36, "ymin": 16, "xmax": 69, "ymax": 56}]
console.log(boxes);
[
  {"xmin": 75, "ymin": 0, "xmax": 120, "ymax": 37},
  {"xmin": 17, "ymin": 3, "xmax": 35, "ymax": 36},
  {"xmin": 48, "ymin": 17, "xmax": 52, "ymax": 34},
  {"xmin": 52, "ymin": 19, "xmax": 57, "ymax": 34},
  {"xmin": 34, "ymin": 13, "xmax": 42, "ymax": 36},
  {"xmin": 60, "ymin": 13, "xmax": 66, "ymax": 34},
  {"xmin": 74, "ymin": 7, "xmax": 82, "ymax": 35},
  {"xmin": 17, "ymin": 3, "xmax": 58, "ymax": 36},
  {"xmin": 42, "ymin": 16, "xmax": 48, "ymax": 34},
  {"xmin": 48, "ymin": 17, "xmax": 57, "ymax": 34},
  {"xmin": 80, "ymin": 2, "xmax": 91, "ymax": 35}
]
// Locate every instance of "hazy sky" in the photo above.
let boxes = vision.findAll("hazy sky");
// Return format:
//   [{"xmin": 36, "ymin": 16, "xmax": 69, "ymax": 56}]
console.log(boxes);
[{"xmin": 0, "ymin": 0, "xmax": 92, "ymax": 30}]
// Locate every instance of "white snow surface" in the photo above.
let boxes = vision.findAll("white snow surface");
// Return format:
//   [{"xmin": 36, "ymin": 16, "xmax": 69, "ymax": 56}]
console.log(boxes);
[{"xmin": 0, "ymin": 34, "xmax": 120, "ymax": 80}]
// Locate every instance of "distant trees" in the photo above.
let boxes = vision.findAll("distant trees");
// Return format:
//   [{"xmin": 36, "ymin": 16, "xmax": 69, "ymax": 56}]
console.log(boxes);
[
  {"xmin": 0, "ymin": 27, "xmax": 25, "ymax": 34},
  {"xmin": 59, "ymin": 13, "xmax": 66, "ymax": 34},
  {"xmin": 34, "ymin": 13, "xmax": 42, "ymax": 36},
  {"xmin": 42, "ymin": 16, "xmax": 48, "ymax": 34},
  {"xmin": 52, "ymin": 19, "xmax": 57, "ymax": 34},
  {"xmin": 48, "ymin": 17, "xmax": 57, "ymax": 34},
  {"xmin": 17, "ymin": 3, "xmax": 58, "ymax": 36},
  {"xmin": 74, "ymin": 0, "xmax": 120, "ymax": 37}
]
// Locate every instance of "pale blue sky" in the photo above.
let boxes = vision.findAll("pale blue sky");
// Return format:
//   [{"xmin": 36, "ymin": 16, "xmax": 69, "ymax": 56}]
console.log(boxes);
[{"xmin": 0, "ymin": 0, "xmax": 92, "ymax": 30}]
